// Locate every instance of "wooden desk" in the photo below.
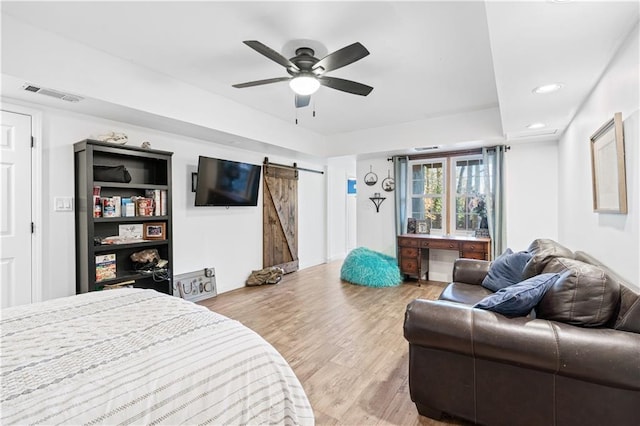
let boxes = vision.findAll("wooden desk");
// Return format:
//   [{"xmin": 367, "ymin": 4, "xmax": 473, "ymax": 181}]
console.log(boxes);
[{"xmin": 397, "ymin": 234, "xmax": 491, "ymax": 282}]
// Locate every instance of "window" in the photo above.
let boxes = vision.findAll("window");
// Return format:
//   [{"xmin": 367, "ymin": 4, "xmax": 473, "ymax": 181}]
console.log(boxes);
[
  {"xmin": 452, "ymin": 157, "xmax": 486, "ymax": 234},
  {"xmin": 409, "ymin": 160, "xmax": 445, "ymax": 232},
  {"xmin": 408, "ymin": 154, "xmax": 485, "ymax": 235}
]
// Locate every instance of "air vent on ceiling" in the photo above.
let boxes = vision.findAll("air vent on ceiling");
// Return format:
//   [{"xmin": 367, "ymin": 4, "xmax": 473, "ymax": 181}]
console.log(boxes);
[
  {"xmin": 21, "ymin": 83, "xmax": 83, "ymax": 103},
  {"xmin": 508, "ymin": 129, "xmax": 558, "ymax": 140},
  {"xmin": 414, "ymin": 146, "xmax": 440, "ymax": 152}
]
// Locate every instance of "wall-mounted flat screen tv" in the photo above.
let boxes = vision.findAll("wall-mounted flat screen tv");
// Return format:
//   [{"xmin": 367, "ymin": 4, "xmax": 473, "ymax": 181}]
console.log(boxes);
[{"xmin": 194, "ymin": 156, "xmax": 261, "ymax": 206}]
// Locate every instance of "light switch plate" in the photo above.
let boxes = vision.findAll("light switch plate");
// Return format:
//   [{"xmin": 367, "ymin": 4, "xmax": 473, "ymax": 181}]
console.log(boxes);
[{"xmin": 54, "ymin": 197, "xmax": 73, "ymax": 212}]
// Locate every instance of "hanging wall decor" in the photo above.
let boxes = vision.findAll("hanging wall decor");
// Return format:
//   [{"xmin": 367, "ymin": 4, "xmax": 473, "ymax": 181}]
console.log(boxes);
[
  {"xmin": 369, "ymin": 192, "xmax": 386, "ymax": 213},
  {"xmin": 590, "ymin": 112, "xmax": 627, "ymax": 214},
  {"xmin": 364, "ymin": 165, "xmax": 378, "ymax": 186},
  {"xmin": 382, "ymin": 170, "xmax": 395, "ymax": 192}
]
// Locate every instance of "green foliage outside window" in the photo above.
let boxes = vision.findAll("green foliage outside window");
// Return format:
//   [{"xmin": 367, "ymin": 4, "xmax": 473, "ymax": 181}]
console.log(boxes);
[{"xmin": 410, "ymin": 162, "xmax": 443, "ymax": 230}]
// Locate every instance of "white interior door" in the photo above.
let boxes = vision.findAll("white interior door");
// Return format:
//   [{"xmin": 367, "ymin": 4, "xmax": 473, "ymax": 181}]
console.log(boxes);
[
  {"xmin": 346, "ymin": 177, "xmax": 357, "ymax": 252},
  {"xmin": 1, "ymin": 110, "xmax": 33, "ymax": 308}
]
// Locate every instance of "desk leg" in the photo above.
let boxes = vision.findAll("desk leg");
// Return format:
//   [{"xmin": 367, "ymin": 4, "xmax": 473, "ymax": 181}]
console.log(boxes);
[{"xmin": 419, "ymin": 248, "xmax": 429, "ymax": 281}]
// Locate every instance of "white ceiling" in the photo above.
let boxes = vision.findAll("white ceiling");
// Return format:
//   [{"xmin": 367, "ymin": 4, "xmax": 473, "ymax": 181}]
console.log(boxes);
[{"xmin": 2, "ymin": 1, "xmax": 639, "ymax": 151}]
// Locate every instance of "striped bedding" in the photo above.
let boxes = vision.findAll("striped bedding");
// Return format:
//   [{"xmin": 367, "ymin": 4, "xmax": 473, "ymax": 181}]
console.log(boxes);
[{"xmin": 1, "ymin": 288, "xmax": 314, "ymax": 425}]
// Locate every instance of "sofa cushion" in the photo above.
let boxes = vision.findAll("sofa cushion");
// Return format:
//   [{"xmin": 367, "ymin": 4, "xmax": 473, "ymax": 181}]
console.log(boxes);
[
  {"xmin": 574, "ymin": 250, "xmax": 640, "ymax": 333},
  {"xmin": 439, "ymin": 282, "xmax": 493, "ymax": 305},
  {"xmin": 481, "ymin": 248, "xmax": 532, "ymax": 292},
  {"xmin": 537, "ymin": 258, "xmax": 620, "ymax": 327},
  {"xmin": 474, "ymin": 273, "xmax": 562, "ymax": 317},
  {"xmin": 613, "ymin": 286, "xmax": 640, "ymax": 333},
  {"xmin": 522, "ymin": 239, "xmax": 574, "ymax": 279}
]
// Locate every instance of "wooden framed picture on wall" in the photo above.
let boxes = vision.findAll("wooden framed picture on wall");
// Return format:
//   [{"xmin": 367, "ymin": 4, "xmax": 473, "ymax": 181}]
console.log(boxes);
[{"xmin": 590, "ymin": 112, "xmax": 627, "ymax": 214}]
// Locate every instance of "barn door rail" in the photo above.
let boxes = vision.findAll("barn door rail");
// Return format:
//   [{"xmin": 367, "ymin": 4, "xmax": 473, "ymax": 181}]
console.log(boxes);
[{"xmin": 263, "ymin": 157, "xmax": 324, "ymax": 176}]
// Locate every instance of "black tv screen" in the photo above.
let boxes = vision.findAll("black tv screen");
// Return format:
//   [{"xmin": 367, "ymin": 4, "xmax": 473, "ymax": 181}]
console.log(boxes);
[{"xmin": 195, "ymin": 156, "xmax": 261, "ymax": 206}]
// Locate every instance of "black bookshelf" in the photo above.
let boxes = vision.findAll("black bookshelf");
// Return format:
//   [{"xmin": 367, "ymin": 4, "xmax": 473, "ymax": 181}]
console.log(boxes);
[{"xmin": 74, "ymin": 140, "xmax": 173, "ymax": 294}]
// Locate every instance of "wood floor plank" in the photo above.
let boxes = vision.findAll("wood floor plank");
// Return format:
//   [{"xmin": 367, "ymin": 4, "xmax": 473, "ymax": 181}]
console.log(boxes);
[{"xmin": 201, "ymin": 261, "xmax": 468, "ymax": 425}]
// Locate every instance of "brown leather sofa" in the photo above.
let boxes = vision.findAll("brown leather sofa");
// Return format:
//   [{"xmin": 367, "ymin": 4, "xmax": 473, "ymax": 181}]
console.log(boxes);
[{"xmin": 403, "ymin": 239, "xmax": 640, "ymax": 426}]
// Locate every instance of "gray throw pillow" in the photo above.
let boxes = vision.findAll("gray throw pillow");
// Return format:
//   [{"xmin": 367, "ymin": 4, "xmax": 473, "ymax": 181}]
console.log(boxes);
[
  {"xmin": 474, "ymin": 272, "xmax": 564, "ymax": 317},
  {"xmin": 482, "ymin": 248, "xmax": 533, "ymax": 292}
]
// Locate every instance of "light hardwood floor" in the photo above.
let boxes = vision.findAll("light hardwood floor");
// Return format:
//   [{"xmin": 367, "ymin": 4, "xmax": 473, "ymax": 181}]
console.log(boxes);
[{"xmin": 201, "ymin": 261, "xmax": 468, "ymax": 426}]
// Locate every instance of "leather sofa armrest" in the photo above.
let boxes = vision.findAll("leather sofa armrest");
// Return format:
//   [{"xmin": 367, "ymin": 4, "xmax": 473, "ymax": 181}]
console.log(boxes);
[
  {"xmin": 404, "ymin": 299, "xmax": 559, "ymax": 373},
  {"xmin": 404, "ymin": 299, "xmax": 640, "ymax": 390},
  {"xmin": 452, "ymin": 258, "xmax": 490, "ymax": 285}
]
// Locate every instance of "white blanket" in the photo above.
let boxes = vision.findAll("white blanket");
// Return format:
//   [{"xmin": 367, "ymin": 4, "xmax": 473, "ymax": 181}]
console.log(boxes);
[{"xmin": 1, "ymin": 289, "xmax": 314, "ymax": 425}]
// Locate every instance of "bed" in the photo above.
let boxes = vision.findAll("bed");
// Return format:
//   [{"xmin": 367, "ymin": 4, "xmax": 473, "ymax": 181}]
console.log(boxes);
[{"xmin": 1, "ymin": 288, "xmax": 314, "ymax": 425}]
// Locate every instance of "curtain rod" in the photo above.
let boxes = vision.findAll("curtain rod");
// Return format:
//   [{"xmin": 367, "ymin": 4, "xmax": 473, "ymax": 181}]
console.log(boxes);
[
  {"xmin": 389, "ymin": 145, "xmax": 510, "ymax": 161},
  {"xmin": 263, "ymin": 157, "xmax": 324, "ymax": 174}
]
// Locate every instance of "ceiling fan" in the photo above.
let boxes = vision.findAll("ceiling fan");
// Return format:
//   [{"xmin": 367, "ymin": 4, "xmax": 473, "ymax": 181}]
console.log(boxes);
[{"xmin": 232, "ymin": 40, "xmax": 373, "ymax": 108}]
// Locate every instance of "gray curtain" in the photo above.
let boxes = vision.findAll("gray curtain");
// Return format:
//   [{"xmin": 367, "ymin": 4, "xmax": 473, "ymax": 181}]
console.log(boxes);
[
  {"xmin": 483, "ymin": 146, "xmax": 506, "ymax": 260},
  {"xmin": 393, "ymin": 156, "xmax": 408, "ymax": 238}
]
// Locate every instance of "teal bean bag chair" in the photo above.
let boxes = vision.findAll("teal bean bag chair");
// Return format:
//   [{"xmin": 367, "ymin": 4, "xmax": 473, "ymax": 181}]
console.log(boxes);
[{"xmin": 340, "ymin": 247, "xmax": 403, "ymax": 287}]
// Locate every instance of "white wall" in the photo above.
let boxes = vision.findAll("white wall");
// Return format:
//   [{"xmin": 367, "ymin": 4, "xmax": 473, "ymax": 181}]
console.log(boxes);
[
  {"xmin": 356, "ymin": 158, "xmax": 396, "ymax": 256},
  {"xmin": 505, "ymin": 140, "xmax": 559, "ymax": 251},
  {"xmin": 326, "ymin": 156, "xmax": 357, "ymax": 261},
  {"xmin": 558, "ymin": 23, "xmax": 639, "ymax": 288},
  {"xmin": 7, "ymin": 101, "xmax": 327, "ymax": 301}
]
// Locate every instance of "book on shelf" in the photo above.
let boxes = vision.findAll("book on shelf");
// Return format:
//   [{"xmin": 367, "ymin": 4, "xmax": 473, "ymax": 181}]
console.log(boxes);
[
  {"xmin": 96, "ymin": 253, "xmax": 116, "ymax": 282},
  {"xmin": 121, "ymin": 197, "xmax": 135, "ymax": 217},
  {"xmin": 160, "ymin": 190, "xmax": 167, "ymax": 216},
  {"xmin": 112, "ymin": 196, "xmax": 121, "ymax": 217},
  {"xmin": 102, "ymin": 197, "xmax": 118, "ymax": 217}
]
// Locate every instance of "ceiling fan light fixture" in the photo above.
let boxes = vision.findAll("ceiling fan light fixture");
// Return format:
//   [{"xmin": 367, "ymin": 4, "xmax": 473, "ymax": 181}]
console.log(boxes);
[{"xmin": 289, "ymin": 75, "xmax": 320, "ymax": 95}]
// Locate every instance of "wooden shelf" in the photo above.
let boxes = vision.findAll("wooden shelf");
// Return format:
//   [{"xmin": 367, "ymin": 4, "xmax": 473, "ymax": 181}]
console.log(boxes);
[
  {"xmin": 94, "ymin": 216, "xmax": 169, "ymax": 223},
  {"xmin": 94, "ymin": 240, "xmax": 169, "ymax": 253}
]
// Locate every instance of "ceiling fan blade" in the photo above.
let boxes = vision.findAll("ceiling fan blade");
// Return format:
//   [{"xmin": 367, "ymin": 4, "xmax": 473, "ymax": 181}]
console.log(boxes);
[
  {"xmin": 232, "ymin": 76, "xmax": 291, "ymax": 88},
  {"xmin": 295, "ymin": 94, "xmax": 311, "ymax": 108},
  {"xmin": 318, "ymin": 76, "xmax": 373, "ymax": 96},
  {"xmin": 243, "ymin": 40, "xmax": 299, "ymax": 71},
  {"xmin": 313, "ymin": 42, "xmax": 369, "ymax": 73}
]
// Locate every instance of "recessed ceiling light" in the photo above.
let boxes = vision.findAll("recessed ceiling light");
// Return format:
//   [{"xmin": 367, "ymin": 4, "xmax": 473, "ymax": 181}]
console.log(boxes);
[
  {"xmin": 532, "ymin": 83, "xmax": 564, "ymax": 94},
  {"xmin": 527, "ymin": 123, "xmax": 546, "ymax": 130}
]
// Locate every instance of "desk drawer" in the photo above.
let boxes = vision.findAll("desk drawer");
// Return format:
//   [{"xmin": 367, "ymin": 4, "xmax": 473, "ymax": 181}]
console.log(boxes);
[
  {"xmin": 462, "ymin": 251, "xmax": 487, "ymax": 260},
  {"xmin": 422, "ymin": 240, "xmax": 459, "ymax": 250},
  {"xmin": 462, "ymin": 242, "xmax": 487, "ymax": 253},
  {"xmin": 400, "ymin": 247, "xmax": 419, "ymax": 258},
  {"xmin": 400, "ymin": 258, "xmax": 418, "ymax": 274},
  {"xmin": 398, "ymin": 237, "xmax": 419, "ymax": 248}
]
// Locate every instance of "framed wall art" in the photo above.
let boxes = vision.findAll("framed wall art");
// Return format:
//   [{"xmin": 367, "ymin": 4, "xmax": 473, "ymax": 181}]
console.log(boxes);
[{"xmin": 590, "ymin": 112, "xmax": 627, "ymax": 214}]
